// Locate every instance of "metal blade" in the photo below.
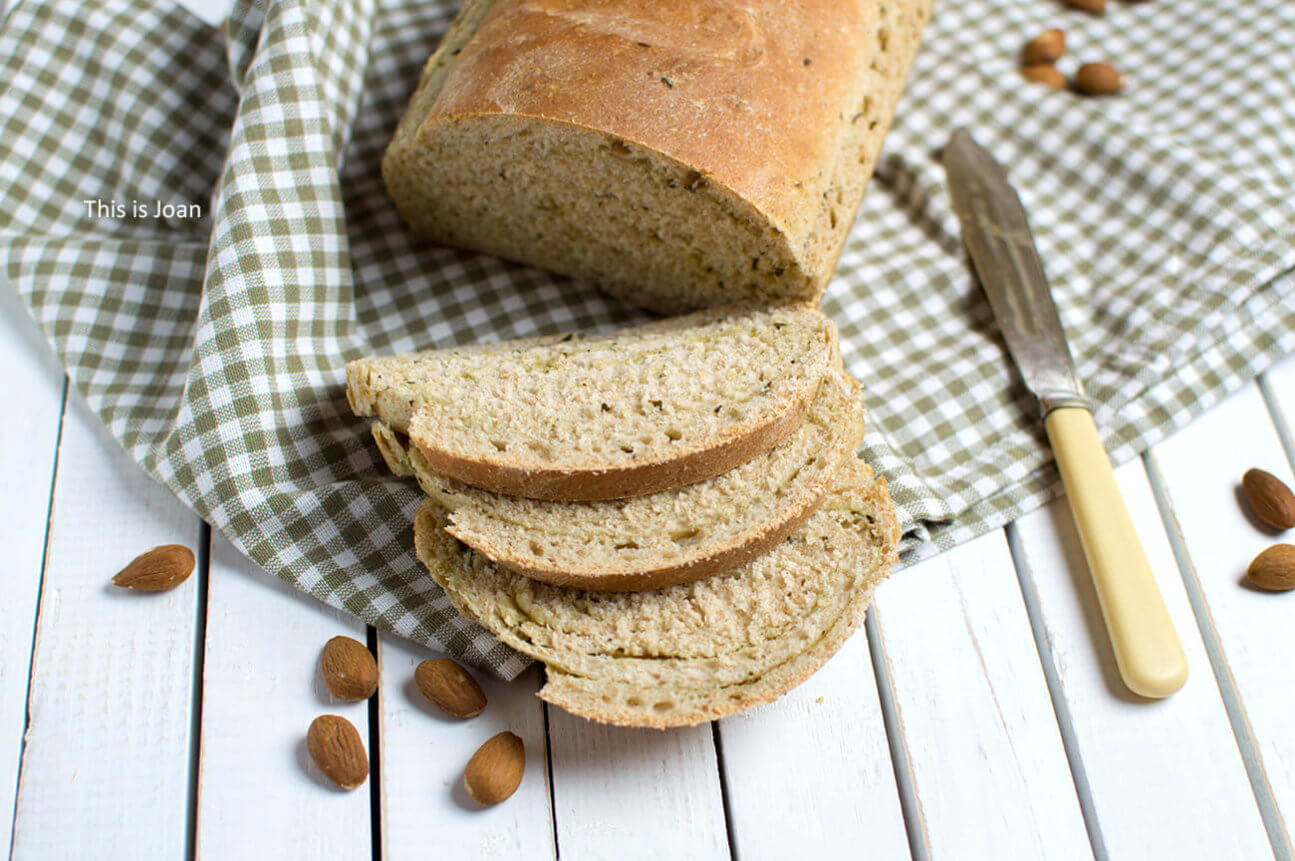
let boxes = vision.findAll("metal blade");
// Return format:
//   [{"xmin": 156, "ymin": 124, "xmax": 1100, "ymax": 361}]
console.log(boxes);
[{"xmin": 942, "ymin": 129, "xmax": 1087, "ymax": 413}]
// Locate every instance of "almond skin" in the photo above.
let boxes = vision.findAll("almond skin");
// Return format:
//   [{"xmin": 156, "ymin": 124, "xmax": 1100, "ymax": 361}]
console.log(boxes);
[
  {"xmin": 1074, "ymin": 63, "xmax": 1124, "ymax": 95},
  {"xmin": 1023, "ymin": 30, "xmax": 1066, "ymax": 65},
  {"xmin": 1247, "ymin": 544, "xmax": 1295, "ymax": 592},
  {"xmin": 320, "ymin": 636, "xmax": 379, "ymax": 701},
  {"xmin": 464, "ymin": 731, "xmax": 525, "ymax": 806},
  {"xmin": 1242, "ymin": 469, "xmax": 1295, "ymax": 530},
  {"xmin": 111, "ymin": 544, "xmax": 195, "ymax": 591},
  {"xmin": 307, "ymin": 715, "xmax": 369, "ymax": 790},
  {"xmin": 1063, "ymin": 0, "xmax": 1106, "ymax": 12},
  {"xmin": 416, "ymin": 658, "xmax": 487, "ymax": 718},
  {"xmin": 1021, "ymin": 64, "xmax": 1066, "ymax": 91}
]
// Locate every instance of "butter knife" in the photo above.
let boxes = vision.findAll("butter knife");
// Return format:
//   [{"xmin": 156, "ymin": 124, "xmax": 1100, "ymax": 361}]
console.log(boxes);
[{"xmin": 943, "ymin": 129, "xmax": 1188, "ymax": 699}]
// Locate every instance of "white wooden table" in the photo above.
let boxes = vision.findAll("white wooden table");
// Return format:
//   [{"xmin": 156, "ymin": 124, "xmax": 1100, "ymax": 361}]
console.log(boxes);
[
  {"xmin": 4, "ymin": 275, "xmax": 1294, "ymax": 861},
  {"xmin": 4, "ymin": 2, "xmax": 1295, "ymax": 857}
]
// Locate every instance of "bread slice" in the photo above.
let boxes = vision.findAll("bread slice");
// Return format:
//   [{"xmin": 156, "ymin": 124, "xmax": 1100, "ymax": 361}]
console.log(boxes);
[
  {"xmin": 389, "ymin": 372, "xmax": 863, "ymax": 591},
  {"xmin": 383, "ymin": 0, "xmax": 933, "ymax": 312},
  {"xmin": 413, "ymin": 456, "xmax": 900, "ymax": 728},
  {"xmin": 347, "ymin": 303, "xmax": 837, "ymax": 500}
]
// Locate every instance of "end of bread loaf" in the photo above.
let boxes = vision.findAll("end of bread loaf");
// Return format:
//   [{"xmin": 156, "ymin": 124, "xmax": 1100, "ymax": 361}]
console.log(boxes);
[
  {"xmin": 385, "ymin": 115, "xmax": 813, "ymax": 313},
  {"xmin": 382, "ymin": 0, "xmax": 935, "ymax": 312}
]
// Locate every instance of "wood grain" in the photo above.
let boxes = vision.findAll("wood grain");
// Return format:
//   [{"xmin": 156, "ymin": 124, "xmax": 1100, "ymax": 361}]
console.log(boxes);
[
  {"xmin": 870, "ymin": 532, "xmax": 1093, "ymax": 860},
  {"xmin": 1013, "ymin": 457, "xmax": 1272, "ymax": 858},
  {"xmin": 717, "ymin": 630, "xmax": 910, "ymax": 860},
  {"xmin": 547, "ymin": 706, "xmax": 729, "ymax": 859},
  {"xmin": 1151, "ymin": 383, "xmax": 1295, "ymax": 854},
  {"xmin": 377, "ymin": 634, "xmax": 555, "ymax": 860},
  {"xmin": 0, "ymin": 284, "xmax": 65, "ymax": 858},
  {"xmin": 194, "ymin": 532, "xmax": 373, "ymax": 858},
  {"xmin": 10, "ymin": 394, "xmax": 203, "ymax": 859}
]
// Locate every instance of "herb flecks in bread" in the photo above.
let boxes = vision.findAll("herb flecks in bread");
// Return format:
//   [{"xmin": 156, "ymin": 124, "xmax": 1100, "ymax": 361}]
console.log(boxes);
[
  {"xmin": 382, "ymin": 0, "xmax": 934, "ymax": 312},
  {"xmin": 413, "ymin": 457, "xmax": 900, "ymax": 728},
  {"xmin": 385, "ymin": 372, "xmax": 863, "ymax": 591},
  {"xmin": 347, "ymin": 303, "xmax": 838, "ymax": 500}
]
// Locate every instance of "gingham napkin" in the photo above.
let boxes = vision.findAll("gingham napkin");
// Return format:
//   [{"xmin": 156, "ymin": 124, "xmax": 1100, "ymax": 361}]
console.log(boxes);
[{"xmin": 1, "ymin": 0, "xmax": 1292, "ymax": 678}]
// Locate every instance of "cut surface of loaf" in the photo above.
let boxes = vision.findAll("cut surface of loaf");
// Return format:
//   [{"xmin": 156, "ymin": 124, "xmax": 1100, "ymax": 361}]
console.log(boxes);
[
  {"xmin": 414, "ymin": 456, "xmax": 900, "ymax": 728},
  {"xmin": 383, "ymin": 0, "xmax": 934, "ymax": 312},
  {"xmin": 389, "ymin": 371, "xmax": 863, "ymax": 590},
  {"xmin": 347, "ymin": 303, "xmax": 837, "ymax": 500}
]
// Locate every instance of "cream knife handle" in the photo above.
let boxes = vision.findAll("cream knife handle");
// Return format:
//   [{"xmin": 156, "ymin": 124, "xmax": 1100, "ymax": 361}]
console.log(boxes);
[{"xmin": 1043, "ymin": 407, "xmax": 1188, "ymax": 698}]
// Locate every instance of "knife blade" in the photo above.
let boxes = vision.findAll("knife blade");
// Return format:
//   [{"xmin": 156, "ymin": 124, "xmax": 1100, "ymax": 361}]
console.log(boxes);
[
  {"xmin": 943, "ymin": 129, "xmax": 1188, "ymax": 699},
  {"xmin": 942, "ymin": 129, "xmax": 1087, "ymax": 414}
]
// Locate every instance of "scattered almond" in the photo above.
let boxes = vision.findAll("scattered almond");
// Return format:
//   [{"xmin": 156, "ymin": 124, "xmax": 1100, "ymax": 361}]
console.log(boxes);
[
  {"xmin": 416, "ymin": 658, "xmax": 487, "ymax": 718},
  {"xmin": 1063, "ymin": 0, "xmax": 1106, "ymax": 13},
  {"xmin": 1023, "ymin": 30, "xmax": 1066, "ymax": 65},
  {"xmin": 111, "ymin": 544, "xmax": 195, "ymax": 591},
  {"xmin": 1074, "ymin": 62, "xmax": 1124, "ymax": 95},
  {"xmin": 320, "ymin": 636, "xmax": 379, "ymax": 701},
  {"xmin": 1022, "ymin": 64, "xmax": 1066, "ymax": 90},
  {"xmin": 1247, "ymin": 544, "xmax": 1295, "ymax": 592},
  {"xmin": 464, "ymin": 731, "xmax": 525, "ymax": 806},
  {"xmin": 1242, "ymin": 468, "xmax": 1295, "ymax": 530},
  {"xmin": 307, "ymin": 715, "xmax": 369, "ymax": 790}
]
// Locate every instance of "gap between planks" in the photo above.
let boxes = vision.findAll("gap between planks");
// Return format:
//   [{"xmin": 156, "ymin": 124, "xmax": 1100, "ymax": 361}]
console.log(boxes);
[
  {"xmin": 1009, "ymin": 407, "xmax": 1279, "ymax": 859},
  {"xmin": 3, "ymin": 375, "xmax": 67, "ymax": 861},
  {"xmin": 185, "ymin": 522, "xmax": 212, "ymax": 861},
  {"xmin": 865, "ymin": 612, "xmax": 931, "ymax": 861},
  {"xmin": 1147, "ymin": 371, "xmax": 1295, "ymax": 858},
  {"xmin": 1005, "ymin": 523, "xmax": 1109, "ymax": 861},
  {"xmin": 1143, "ymin": 451, "xmax": 1292, "ymax": 860}
]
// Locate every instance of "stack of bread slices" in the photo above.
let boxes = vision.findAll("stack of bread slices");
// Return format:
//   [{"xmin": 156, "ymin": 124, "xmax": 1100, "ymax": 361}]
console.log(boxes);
[{"xmin": 346, "ymin": 303, "xmax": 899, "ymax": 728}]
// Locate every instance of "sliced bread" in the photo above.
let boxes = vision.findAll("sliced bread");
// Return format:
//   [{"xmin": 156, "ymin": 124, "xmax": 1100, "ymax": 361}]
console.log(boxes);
[
  {"xmin": 391, "ymin": 372, "xmax": 863, "ymax": 590},
  {"xmin": 413, "ymin": 456, "xmax": 900, "ymax": 728},
  {"xmin": 347, "ymin": 303, "xmax": 837, "ymax": 500}
]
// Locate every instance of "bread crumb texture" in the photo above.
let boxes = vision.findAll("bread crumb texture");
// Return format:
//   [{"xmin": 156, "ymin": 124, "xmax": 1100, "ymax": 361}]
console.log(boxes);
[
  {"xmin": 393, "ymin": 371, "xmax": 863, "ymax": 590},
  {"xmin": 347, "ymin": 303, "xmax": 837, "ymax": 499},
  {"xmin": 414, "ymin": 456, "xmax": 900, "ymax": 728},
  {"xmin": 382, "ymin": 0, "xmax": 934, "ymax": 311}
]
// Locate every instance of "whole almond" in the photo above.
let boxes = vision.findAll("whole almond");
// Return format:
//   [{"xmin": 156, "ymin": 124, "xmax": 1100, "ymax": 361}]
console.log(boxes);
[
  {"xmin": 416, "ymin": 658, "xmax": 487, "ymax": 718},
  {"xmin": 307, "ymin": 715, "xmax": 369, "ymax": 790},
  {"xmin": 1242, "ymin": 469, "xmax": 1295, "ymax": 530},
  {"xmin": 111, "ymin": 544, "xmax": 195, "ymax": 591},
  {"xmin": 320, "ymin": 636, "xmax": 379, "ymax": 701},
  {"xmin": 1021, "ymin": 64, "xmax": 1066, "ymax": 91},
  {"xmin": 1023, "ymin": 30, "xmax": 1066, "ymax": 65},
  {"xmin": 1063, "ymin": 0, "xmax": 1106, "ymax": 13},
  {"xmin": 464, "ymin": 731, "xmax": 525, "ymax": 806},
  {"xmin": 1075, "ymin": 63, "xmax": 1124, "ymax": 95},
  {"xmin": 1247, "ymin": 544, "xmax": 1295, "ymax": 592}
]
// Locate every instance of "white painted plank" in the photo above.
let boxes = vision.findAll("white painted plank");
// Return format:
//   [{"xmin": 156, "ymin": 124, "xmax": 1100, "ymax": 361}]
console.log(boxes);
[
  {"xmin": 377, "ymin": 635, "xmax": 555, "ymax": 860},
  {"xmin": 547, "ymin": 706, "xmax": 729, "ymax": 860},
  {"xmin": 195, "ymin": 532, "xmax": 373, "ymax": 859},
  {"xmin": 1013, "ymin": 458, "xmax": 1271, "ymax": 859},
  {"xmin": 0, "ymin": 283, "xmax": 66, "ymax": 857},
  {"xmin": 1262, "ymin": 353, "xmax": 1295, "ymax": 461},
  {"xmin": 10, "ymin": 393, "xmax": 202, "ymax": 859},
  {"xmin": 1150, "ymin": 383, "xmax": 1295, "ymax": 853},
  {"xmin": 717, "ymin": 629, "xmax": 910, "ymax": 861},
  {"xmin": 871, "ymin": 531, "xmax": 1092, "ymax": 860}
]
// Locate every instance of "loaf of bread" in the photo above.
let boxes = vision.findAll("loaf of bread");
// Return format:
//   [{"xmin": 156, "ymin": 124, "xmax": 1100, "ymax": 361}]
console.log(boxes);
[
  {"xmin": 383, "ymin": 0, "xmax": 934, "ymax": 312},
  {"xmin": 381, "ymin": 371, "xmax": 863, "ymax": 590},
  {"xmin": 415, "ymin": 456, "xmax": 898, "ymax": 728},
  {"xmin": 346, "ymin": 303, "xmax": 837, "ymax": 500}
]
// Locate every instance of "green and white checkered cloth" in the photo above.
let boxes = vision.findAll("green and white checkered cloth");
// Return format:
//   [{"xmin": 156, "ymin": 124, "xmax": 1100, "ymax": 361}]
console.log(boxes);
[{"xmin": 1, "ymin": 0, "xmax": 1292, "ymax": 678}]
